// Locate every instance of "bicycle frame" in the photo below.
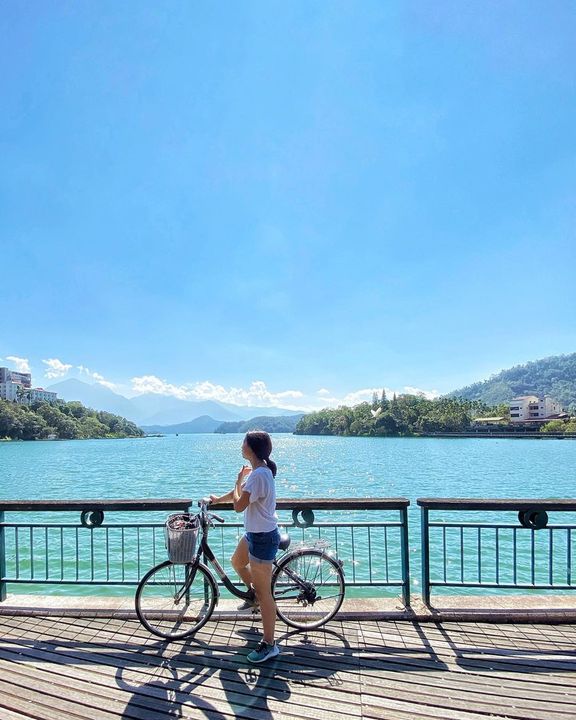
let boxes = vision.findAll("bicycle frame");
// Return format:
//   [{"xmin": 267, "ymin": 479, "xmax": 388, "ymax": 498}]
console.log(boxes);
[{"xmin": 177, "ymin": 502, "xmax": 313, "ymax": 604}]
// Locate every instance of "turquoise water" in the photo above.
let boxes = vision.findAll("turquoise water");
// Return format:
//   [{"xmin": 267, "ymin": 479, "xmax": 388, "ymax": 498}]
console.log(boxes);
[
  {"xmin": 2, "ymin": 433, "xmax": 575, "ymax": 502},
  {"xmin": 1, "ymin": 434, "xmax": 576, "ymax": 597}
]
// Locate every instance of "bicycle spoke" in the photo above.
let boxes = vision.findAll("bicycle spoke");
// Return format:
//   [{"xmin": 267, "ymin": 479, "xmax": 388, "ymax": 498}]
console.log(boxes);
[
  {"xmin": 273, "ymin": 550, "xmax": 345, "ymax": 630},
  {"xmin": 135, "ymin": 561, "xmax": 217, "ymax": 640}
]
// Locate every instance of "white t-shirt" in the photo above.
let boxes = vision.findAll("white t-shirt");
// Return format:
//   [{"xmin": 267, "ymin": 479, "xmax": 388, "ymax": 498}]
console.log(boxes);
[{"xmin": 242, "ymin": 466, "xmax": 278, "ymax": 532}]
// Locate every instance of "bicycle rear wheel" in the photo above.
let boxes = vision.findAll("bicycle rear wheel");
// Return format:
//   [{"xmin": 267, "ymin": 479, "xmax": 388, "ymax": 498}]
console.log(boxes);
[
  {"xmin": 272, "ymin": 549, "xmax": 345, "ymax": 630},
  {"xmin": 135, "ymin": 560, "xmax": 217, "ymax": 640}
]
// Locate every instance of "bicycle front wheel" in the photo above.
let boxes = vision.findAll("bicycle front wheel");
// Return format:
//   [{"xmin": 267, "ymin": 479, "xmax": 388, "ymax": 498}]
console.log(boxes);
[
  {"xmin": 272, "ymin": 549, "xmax": 345, "ymax": 630},
  {"xmin": 135, "ymin": 560, "xmax": 217, "ymax": 640}
]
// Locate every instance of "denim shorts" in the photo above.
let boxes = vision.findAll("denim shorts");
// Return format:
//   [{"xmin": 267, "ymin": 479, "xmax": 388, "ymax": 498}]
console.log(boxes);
[{"xmin": 245, "ymin": 529, "xmax": 280, "ymax": 564}]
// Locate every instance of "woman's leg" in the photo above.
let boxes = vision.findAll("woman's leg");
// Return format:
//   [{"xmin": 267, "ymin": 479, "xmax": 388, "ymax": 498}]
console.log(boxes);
[
  {"xmin": 231, "ymin": 536, "xmax": 253, "ymax": 589},
  {"xmin": 250, "ymin": 561, "xmax": 275, "ymax": 645}
]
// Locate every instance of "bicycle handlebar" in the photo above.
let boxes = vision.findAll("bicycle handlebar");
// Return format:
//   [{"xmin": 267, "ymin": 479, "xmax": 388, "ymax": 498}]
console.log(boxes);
[{"xmin": 198, "ymin": 498, "xmax": 225, "ymax": 524}]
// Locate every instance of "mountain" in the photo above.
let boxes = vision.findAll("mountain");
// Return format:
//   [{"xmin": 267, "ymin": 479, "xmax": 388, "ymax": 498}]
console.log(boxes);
[
  {"xmin": 448, "ymin": 353, "xmax": 576, "ymax": 411},
  {"xmin": 46, "ymin": 379, "xmax": 137, "ymax": 419},
  {"xmin": 47, "ymin": 378, "xmax": 305, "ymax": 425},
  {"xmin": 129, "ymin": 394, "xmax": 243, "ymax": 425},
  {"xmin": 140, "ymin": 416, "xmax": 222, "ymax": 434},
  {"xmin": 214, "ymin": 414, "xmax": 305, "ymax": 434}
]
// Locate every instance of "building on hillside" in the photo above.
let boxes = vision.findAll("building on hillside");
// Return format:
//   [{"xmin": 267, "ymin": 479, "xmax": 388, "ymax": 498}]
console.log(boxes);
[
  {"xmin": 0, "ymin": 368, "xmax": 32, "ymax": 388},
  {"xmin": 0, "ymin": 381, "xmax": 19, "ymax": 401},
  {"xmin": 23, "ymin": 388, "xmax": 58, "ymax": 404},
  {"xmin": 0, "ymin": 367, "xmax": 58, "ymax": 405},
  {"xmin": 471, "ymin": 416, "xmax": 508, "ymax": 427},
  {"xmin": 508, "ymin": 395, "xmax": 565, "ymax": 423}
]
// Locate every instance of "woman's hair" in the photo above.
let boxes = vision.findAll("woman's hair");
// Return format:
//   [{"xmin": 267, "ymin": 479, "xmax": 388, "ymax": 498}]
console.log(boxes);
[{"xmin": 245, "ymin": 430, "xmax": 277, "ymax": 478}]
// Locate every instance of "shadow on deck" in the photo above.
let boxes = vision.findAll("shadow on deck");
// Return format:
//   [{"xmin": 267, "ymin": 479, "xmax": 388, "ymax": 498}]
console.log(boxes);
[{"xmin": 0, "ymin": 612, "xmax": 575, "ymax": 719}]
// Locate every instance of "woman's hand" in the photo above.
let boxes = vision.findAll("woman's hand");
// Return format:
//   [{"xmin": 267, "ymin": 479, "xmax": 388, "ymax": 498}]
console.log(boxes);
[{"xmin": 237, "ymin": 465, "xmax": 251, "ymax": 485}]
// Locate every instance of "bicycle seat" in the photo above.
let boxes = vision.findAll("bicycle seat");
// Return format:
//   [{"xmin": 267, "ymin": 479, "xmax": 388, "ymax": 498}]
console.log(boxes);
[{"xmin": 278, "ymin": 533, "xmax": 291, "ymax": 551}]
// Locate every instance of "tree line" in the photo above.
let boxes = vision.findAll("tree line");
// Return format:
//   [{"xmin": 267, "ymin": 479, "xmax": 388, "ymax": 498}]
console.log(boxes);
[
  {"xmin": 294, "ymin": 392, "xmax": 508, "ymax": 437},
  {"xmin": 0, "ymin": 399, "xmax": 144, "ymax": 441}
]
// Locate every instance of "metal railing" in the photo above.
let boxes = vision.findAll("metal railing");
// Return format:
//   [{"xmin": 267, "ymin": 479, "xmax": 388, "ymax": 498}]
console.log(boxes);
[
  {"xmin": 418, "ymin": 498, "xmax": 576, "ymax": 605},
  {"xmin": 0, "ymin": 497, "xmax": 411, "ymax": 606}
]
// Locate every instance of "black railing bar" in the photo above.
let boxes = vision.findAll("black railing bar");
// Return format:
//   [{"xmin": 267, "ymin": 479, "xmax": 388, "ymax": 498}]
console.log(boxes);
[
  {"xmin": 15, "ymin": 527, "xmax": 20, "ymax": 580},
  {"xmin": 460, "ymin": 527, "xmax": 464, "ymax": 583},
  {"xmin": 568, "ymin": 528, "xmax": 572, "ymax": 586},
  {"xmin": 418, "ymin": 498, "xmax": 576, "ymax": 511},
  {"xmin": 367, "ymin": 526, "xmax": 373, "ymax": 583},
  {"xmin": 44, "ymin": 527, "xmax": 48, "ymax": 580},
  {"xmin": 429, "ymin": 581, "xmax": 576, "ymax": 589},
  {"xmin": 0, "ymin": 497, "xmax": 410, "ymax": 513},
  {"xmin": 3, "ymin": 578, "xmax": 406, "ymax": 588},
  {"xmin": 1, "ymin": 521, "xmax": 404, "ymax": 530},
  {"xmin": 429, "ymin": 522, "xmax": 576, "ymax": 530},
  {"xmin": 60, "ymin": 527, "xmax": 64, "ymax": 581},
  {"xmin": 30, "ymin": 527, "xmax": 34, "ymax": 579},
  {"xmin": 106, "ymin": 528, "xmax": 110, "ymax": 582},
  {"xmin": 0, "ymin": 500, "xmax": 192, "ymax": 512},
  {"xmin": 549, "ymin": 529, "xmax": 554, "ymax": 587},
  {"xmin": 513, "ymin": 527, "xmax": 518, "ymax": 585},
  {"xmin": 495, "ymin": 527, "xmax": 500, "ymax": 585}
]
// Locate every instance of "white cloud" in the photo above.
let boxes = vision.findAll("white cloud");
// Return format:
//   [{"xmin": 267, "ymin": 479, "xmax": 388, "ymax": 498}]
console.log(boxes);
[
  {"xmin": 403, "ymin": 386, "xmax": 440, "ymax": 400},
  {"xmin": 129, "ymin": 375, "xmax": 442, "ymax": 413},
  {"xmin": 341, "ymin": 388, "xmax": 381, "ymax": 405},
  {"xmin": 77, "ymin": 365, "xmax": 117, "ymax": 391},
  {"xmin": 42, "ymin": 358, "xmax": 73, "ymax": 379},
  {"xmin": 130, "ymin": 376, "xmax": 304, "ymax": 409},
  {"xmin": 309, "ymin": 385, "xmax": 440, "ymax": 410},
  {"xmin": 7, "ymin": 356, "xmax": 31, "ymax": 373}
]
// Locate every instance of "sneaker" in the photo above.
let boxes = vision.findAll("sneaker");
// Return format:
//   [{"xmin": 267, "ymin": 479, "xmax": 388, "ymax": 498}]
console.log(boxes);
[
  {"xmin": 247, "ymin": 641, "xmax": 280, "ymax": 664},
  {"xmin": 237, "ymin": 588, "xmax": 259, "ymax": 612}
]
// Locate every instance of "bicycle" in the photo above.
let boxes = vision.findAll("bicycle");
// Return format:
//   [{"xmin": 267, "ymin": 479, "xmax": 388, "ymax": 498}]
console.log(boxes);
[{"xmin": 135, "ymin": 500, "xmax": 346, "ymax": 640}]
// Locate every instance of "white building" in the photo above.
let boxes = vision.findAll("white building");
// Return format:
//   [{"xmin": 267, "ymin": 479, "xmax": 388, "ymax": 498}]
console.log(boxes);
[
  {"xmin": 0, "ymin": 382, "xmax": 19, "ymax": 402},
  {"xmin": 0, "ymin": 367, "xmax": 58, "ymax": 405},
  {"xmin": 0, "ymin": 368, "xmax": 32, "ymax": 388},
  {"xmin": 25, "ymin": 388, "xmax": 58, "ymax": 404},
  {"xmin": 509, "ymin": 396, "xmax": 564, "ymax": 423}
]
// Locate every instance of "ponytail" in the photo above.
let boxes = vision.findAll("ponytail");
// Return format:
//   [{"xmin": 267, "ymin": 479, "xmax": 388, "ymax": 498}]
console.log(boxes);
[{"xmin": 264, "ymin": 457, "xmax": 277, "ymax": 478}]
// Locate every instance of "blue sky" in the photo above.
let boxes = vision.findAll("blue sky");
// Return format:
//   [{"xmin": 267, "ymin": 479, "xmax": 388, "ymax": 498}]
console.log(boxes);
[{"xmin": 1, "ymin": 1, "xmax": 575, "ymax": 411}]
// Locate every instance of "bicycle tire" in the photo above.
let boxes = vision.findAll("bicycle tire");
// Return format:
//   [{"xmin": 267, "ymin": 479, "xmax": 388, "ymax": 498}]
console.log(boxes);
[
  {"xmin": 135, "ymin": 559, "xmax": 218, "ymax": 640},
  {"xmin": 272, "ymin": 549, "xmax": 345, "ymax": 630}
]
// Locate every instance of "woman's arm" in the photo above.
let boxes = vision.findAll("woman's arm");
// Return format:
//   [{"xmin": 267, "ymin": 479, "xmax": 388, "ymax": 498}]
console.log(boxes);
[{"xmin": 209, "ymin": 489, "xmax": 234, "ymax": 504}]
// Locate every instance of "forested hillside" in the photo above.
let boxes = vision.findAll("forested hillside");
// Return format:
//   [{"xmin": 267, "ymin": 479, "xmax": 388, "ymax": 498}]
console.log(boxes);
[
  {"xmin": 215, "ymin": 414, "xmax": 304, "ymax": 434},
  {"xmin": 0, "ymin": 399, "xmax": 144, "ymax": 441},
  {"xmin": 295, "ymin": 395, "xmax": 500, "ymax": 437},
  {"xmin": 449, "ymin": 353, "xmax": 576, "ymax": 411}
]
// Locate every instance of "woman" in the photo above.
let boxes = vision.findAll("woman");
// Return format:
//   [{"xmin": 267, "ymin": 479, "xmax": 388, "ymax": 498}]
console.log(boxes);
[{"xmin": 210, "ymin": 430, "xmax": 280, "ymax": 663}]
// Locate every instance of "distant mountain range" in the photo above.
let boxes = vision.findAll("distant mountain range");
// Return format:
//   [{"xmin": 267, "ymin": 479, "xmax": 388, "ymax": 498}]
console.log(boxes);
[
  {"xmin": 47, "ymin": 379, "xmax": 303, "ymax": 427},
  {"xmin": 140, "ymin": 413, "xmax": 305, "ymax": 435},
  {"xmin": 449, "ymin": 353, "xmax": 576, "ymax": 411}
]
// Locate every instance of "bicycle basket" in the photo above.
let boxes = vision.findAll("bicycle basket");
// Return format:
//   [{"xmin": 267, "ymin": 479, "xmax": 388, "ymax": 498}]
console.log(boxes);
[{"xmin": 164, "ymin": 513, "xmax": 200, "ymax": 564}]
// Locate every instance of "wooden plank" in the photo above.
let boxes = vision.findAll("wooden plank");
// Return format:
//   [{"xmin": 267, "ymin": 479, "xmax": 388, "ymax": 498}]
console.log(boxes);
[
  {"xmin": 0, "ymin": 641, "xmax": 361, "ymax": 720},
  {"xmin": 1, "ymin": 613, "xmax": 576, "ymax": 720},
  {"xmin": 0, "ymin": 619, "xmax": 363, "ymax": 720}
]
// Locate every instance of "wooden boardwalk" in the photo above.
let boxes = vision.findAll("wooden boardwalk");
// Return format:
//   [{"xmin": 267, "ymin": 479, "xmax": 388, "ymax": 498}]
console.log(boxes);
[{"xmin": 0, "ymin": 613, "xmax": 575, "ymax": 720}]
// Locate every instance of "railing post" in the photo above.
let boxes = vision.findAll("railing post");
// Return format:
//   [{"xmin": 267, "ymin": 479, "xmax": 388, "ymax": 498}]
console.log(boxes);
[
  {"xmin": 0, "ymin": 510, "xmax": 6, "ymax": 601},
  {"xmin": 421, "ymin": 505, "xmax": 430, "ymax": 606},
  {"xmin": 400, "ymin": 506, "xmax": 410, "ymax": 606}
]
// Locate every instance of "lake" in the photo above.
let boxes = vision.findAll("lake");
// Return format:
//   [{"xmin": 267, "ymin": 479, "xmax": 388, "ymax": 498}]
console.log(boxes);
[
  {"xmin": 1, "ymin": 433, "xmax": 575, "ymax": 504},
  {"xmin": 1, "ymin": 434, "xmax": 575, "ymax": 598}
]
